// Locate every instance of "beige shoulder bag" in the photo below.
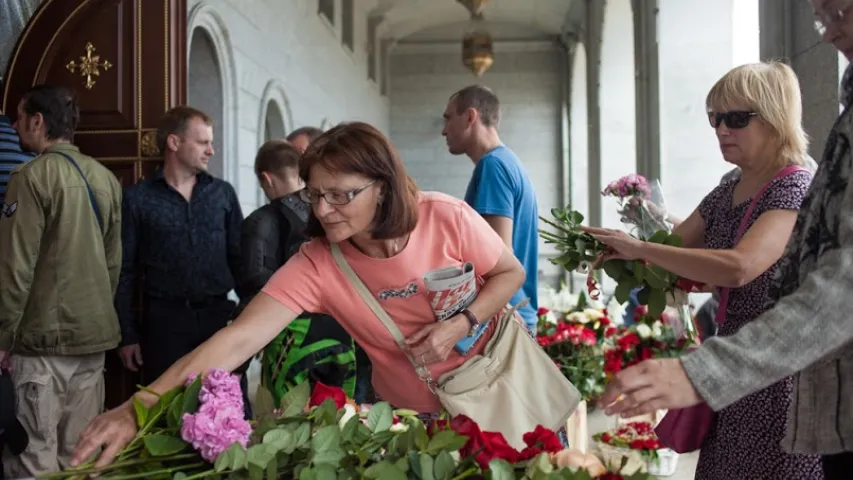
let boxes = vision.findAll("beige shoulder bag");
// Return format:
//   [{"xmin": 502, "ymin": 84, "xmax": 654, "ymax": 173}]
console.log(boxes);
[{"xmin": 330, "ymin": 243, "xmax": 580, "ymax": 449}]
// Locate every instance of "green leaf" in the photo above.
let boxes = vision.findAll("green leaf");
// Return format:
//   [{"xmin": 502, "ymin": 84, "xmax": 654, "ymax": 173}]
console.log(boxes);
[
  {"xmin": 434, "ymin": 451, "xmax": 456, "ymax": 480},
  {"xmin": 246, "ymin": 444, "xmax": 278, "ymax": 470},
  {"xmin": 364, "ymin": 460, "xmax": 407, "ymax": 480},
  {"xmin": 664, "ymin": 234, "xmax": 683, "ymax": 247},
  {"xmin": 488, "ymin": 459, "xmax": 516, "ymax": 480},
  {"xmin": 550, "ymin": 252, "xmax": 574, "ymax": 267},
  {"xmin": 426, "ymin": 430, "xmax": 468, "ymax": 454},
  {"xmin": 254, "ymin": 385, "xmax": 276, "ymax": 421},
  {"xmin": 601, "ymin": 260, "xmax": 624, "ymax": 280},
  {"xmin": 419, "ymin": 453, "xmax": 436, "ymax": 480},
  {"xmin": 142, "ymin": 434, "xmax": 188, "ymax": 457},
  {"xmin": 637, "ymin": 286, "xmax": 651, "ymax": 306},
  {"xmin": 633, "ymin": 261, "xmax": 646, "ymax": 282},
  {"xmin": 292, "ymin": 422, "xmax": 312, "ymax": 449},
  {"xmin": 367, "ymin": 402, "xmax": 394, "ymax": 433},
  {"xmin": 644, "ymin": 265, "xmax": 669, "ymax": 289},
  {"xmin": 568, "ymin": 210, "xmax": 584, "ymax": 225},
  {"xmin": 182, "ymin": 375, "xmax": 203, "ymax": 415},
  {"xmin": 648, "ymin": 288, "xmax": 667, "ymax": 317},
  {"xmin": 148, "ymin": 386, "xmax": 182, "ymax": 427},
  {"xmin": 262, "ymin": 429, "xmax": 293, "ymax": 451},
  {"xmin": 311, "ymin": 425, "xmax": 341, "ymax": 454},
  {"xmin": 168, "ymin": 392, "xmax": 185, "ymax": 429},
  {"xmin": 312, "ymin": 448, "xmax": 345, "ymax": 467},
  {"xmin": 312, "ymin": 465, "xmax": 337, "ymax": 480},
  {"xmin": 214, "ymin": 442, "xmax": 248, "ymax": 472},
  {"xmin": 132, "ymin": 397, "xmax": 148, "ymax": 428},
  {"xmin": 340, "ymin": 414, "xmax": 361, "ymax": 443},
  {"xmin": 173, "ymin": 473, "xmax": 187, "ymax": 480},
  {"xmin": 412, "ymin": 420, "xmax": 429, "ymax": 451},
  {"xmin": 614, "ymin": 281, "xmax": 634, "ymax": 304},
  {"xmin": 647, "ymin": 230, "xmax": 668, "ymax": 244},
  {"xmin": 280, "ymin": 380, "xmax": 311, "ymax": 417}
]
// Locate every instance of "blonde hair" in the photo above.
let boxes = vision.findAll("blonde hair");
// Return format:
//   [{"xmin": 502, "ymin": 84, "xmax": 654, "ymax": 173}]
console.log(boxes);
[{"xmin": 705, "ymin": 61, "xmax": 808, "ymax": 166}]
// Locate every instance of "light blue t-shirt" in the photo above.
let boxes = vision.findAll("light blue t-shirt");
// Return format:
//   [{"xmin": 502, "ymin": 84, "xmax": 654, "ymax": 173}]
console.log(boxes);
[{"xmin": 463, "ymin": 145, "xmax": 539, "ymax": 329}]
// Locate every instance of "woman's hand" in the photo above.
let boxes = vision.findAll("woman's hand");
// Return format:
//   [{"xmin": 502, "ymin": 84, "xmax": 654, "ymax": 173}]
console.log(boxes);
[
  {"xmin": 597, "ymin": 358, "xmax": 703, "ymax": 418},
  {"xmin": 405, "ymin": 315, "xmax": 470, "ymax": 364},
  {"xmin": 70, "ymin": 400, "xmax": 139, "ymax": 469},
  {"xmin": 581, "ymin": 226, "xmax": 644, "ymax": 261}
]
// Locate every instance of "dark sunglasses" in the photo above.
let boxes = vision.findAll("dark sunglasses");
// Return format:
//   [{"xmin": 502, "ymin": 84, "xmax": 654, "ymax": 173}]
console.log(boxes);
[{"xmin": 708, "ymin": 111, "xmax": 758, "ymax": 130}]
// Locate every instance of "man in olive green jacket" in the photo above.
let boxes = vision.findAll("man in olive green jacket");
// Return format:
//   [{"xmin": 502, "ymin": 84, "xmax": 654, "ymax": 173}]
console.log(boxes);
[{"xmin": 0, "ymin": 85, "xmax": 122, "ymax": 477}]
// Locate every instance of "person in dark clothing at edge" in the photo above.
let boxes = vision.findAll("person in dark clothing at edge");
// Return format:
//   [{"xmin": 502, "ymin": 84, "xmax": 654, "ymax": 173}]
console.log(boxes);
[
  {"xmin": 235, "ymin": 132, "xmax": 375, "ymax": 406},
  {"xmin": 114, "ymin": 106, "xmax": 250, "ymax": 416},
  {"xmin": 0, "ymin": 99, "xmax": 36, "ymax": 207}
]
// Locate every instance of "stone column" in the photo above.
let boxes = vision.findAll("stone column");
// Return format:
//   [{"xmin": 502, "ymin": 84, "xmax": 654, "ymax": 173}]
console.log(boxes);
[
  {"xmin": 584, "ymin": 0, "xmax": 606, "ymax": 227},
  {"xmin": 631, "ymin": 0, "xmax": 661, "ymax": 182},
  {"xmin": 760, "ymin": 0, "xmax": 839, "ymax": 159}
]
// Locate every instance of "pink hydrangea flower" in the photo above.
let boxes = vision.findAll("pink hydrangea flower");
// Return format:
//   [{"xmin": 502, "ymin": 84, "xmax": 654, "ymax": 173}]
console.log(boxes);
[{"xmin": 180, "ymin": 369, "xmax": 251, "ymax": 462}]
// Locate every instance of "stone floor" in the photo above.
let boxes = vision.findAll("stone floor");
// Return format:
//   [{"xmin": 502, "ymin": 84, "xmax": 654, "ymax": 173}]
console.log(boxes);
[{"xmin": 587, "ymin": 409, "xmax": 697, "ymax": 479}]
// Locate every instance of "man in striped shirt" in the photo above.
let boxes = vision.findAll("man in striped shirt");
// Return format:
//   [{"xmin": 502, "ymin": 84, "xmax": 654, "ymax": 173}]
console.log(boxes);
[{"xmin": 0, "ymin": 105, "xmax": 35, "ymax": 206}]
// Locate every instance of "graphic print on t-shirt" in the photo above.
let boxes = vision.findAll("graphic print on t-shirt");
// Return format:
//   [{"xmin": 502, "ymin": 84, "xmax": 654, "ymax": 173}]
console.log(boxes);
[{"xmin": 378, "ymin": 281, "xmax": 419, "ymax": 301}]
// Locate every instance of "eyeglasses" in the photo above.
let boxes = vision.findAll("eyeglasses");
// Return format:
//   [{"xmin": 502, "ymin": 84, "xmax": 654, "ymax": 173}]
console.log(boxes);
[
  {"xmin": 813, "ymin": 0, "xmax": 852, "ymax": 35},
  {"xmin": 708, "ymin": 111, "xmax": 758, "ymax": 130},
  {"xmin": 298, "ymin": 180, "xmax": 377, "ymax": 205}
]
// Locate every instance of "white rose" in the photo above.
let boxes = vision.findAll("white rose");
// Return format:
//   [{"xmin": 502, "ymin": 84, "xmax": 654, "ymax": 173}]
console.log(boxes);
[
  {"xmin": 652, "ymin": 321, "xmax": 663, "ymax": 338},
  {"xmin": 635, "ymin": 323, "xmax": 652, "ymax": 339},
  {"xmin": 583, "ymin": 308, "xmax": 605, "ymax": 320},
  {"xmin": 338, "ymin": 403, "xmax": 357, "ymax": 430},
  {"xmin": 390, "ymin": 422, "xmax": 409, "ymax": 433},
  {"xmin": 567, "ymin": 312, "xmax": 588, "ymax": 324},
  {"xmin": 545, "ymin": 311, "xmax": 559, "ymax": 325}
]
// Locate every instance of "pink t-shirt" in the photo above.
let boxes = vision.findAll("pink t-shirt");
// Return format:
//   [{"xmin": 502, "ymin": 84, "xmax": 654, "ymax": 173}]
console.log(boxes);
[{"xmin": 261, "ymin": 192, "xmax": 506, "ymax": 412}]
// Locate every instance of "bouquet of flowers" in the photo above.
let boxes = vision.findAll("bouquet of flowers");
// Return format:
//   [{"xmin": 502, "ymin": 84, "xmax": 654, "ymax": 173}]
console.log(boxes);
[
  {"xmin": 539, "ymin": 208, "xmax": 685, "ymax": 317},
  {"xmin": 49, "ymin": 370, "xmax": 657, "ymax": 480},
  {"xmin": 601, "ymin": 174, "xmax": 670, "ymax": 240}
]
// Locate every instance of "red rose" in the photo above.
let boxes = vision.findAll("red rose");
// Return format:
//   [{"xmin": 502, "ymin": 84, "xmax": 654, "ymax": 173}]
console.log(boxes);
[
  {"xmin": 633, "ymin": 305, "xmax": 648, "ymax": 319},
  {"xmin": 309, "ymin": 381, "xmax": 347, "ymax": 409},
  {"xmin": 522, "ymin": 425, "xmax": 563, "ymax": 453},
  {"xmin": 601, "ymin": 432, "xmax": 612, "ymax": 443},
  {"xmin": 604, "ymin": 327, "xmax": 618, "ymax": 337},
  {"xmin": 450, "ymin": 415, "xmax": 520, "ymax": 468},
  {"xmin": 600, "ymin": 317, "xmax": 611, "ymax": 326},
  {"xmin": 537, "ymin": 336, "xmax": 551, "ymax": 347},
  {"xmin": 581, "ymin": 328, "xmax": 597, "ymax": 346},
  {"xmin": 639, "ymin": 347, "xmax": 654, "ymax": 360},
  {"xmin": 629, "ymin": 439, "xmax": 645, "ymax": 450},
  {"xmin": 600, "ymin": 473, "xmax": 625, "ymax": 480},
  {"xmin": 537, "ymin": 307, "xmax": 550, "ymax": 316},
  {"xmin": 617, "ymin": 332, "xmax": 640, "ymax": 350}
]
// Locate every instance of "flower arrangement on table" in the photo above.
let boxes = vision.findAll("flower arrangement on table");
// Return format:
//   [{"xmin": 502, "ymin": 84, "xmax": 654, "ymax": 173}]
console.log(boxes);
[
  {"xmin": 48, "ymin": 370, "xmax": 658, "ymax": 479},
  {"xmin": 593, "ymin": 421, "xmax": 664, "ymax": 465}
]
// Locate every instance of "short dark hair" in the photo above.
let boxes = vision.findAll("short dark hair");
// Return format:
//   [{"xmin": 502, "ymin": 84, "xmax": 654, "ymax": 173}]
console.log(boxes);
[
  {"xmin": 450, "ymin": 85, "xmax": 500, "ymax": 128},
  {"xmin": 156, "ymin": 106, "xmax": 213, "ymax": 153},
  {"xmin": 255, "ymin": 140, "xmax": 301, "ymax": 177},
  {"xmin": 21, "ymin": 85, "xmax": 79, "ymax": 140},
  {"xmin": 286, "ymin": 126, "xmax": 324, "ymax": 144},
  {"xmin": 300, "ymin": 122, "xmax": 419, "ymax": 239}
]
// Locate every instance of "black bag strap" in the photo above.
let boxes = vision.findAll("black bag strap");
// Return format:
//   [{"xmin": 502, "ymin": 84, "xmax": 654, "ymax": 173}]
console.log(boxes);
[{"xmin": 56, "ymin": 152, "xmax": 103, "ymax": 233}]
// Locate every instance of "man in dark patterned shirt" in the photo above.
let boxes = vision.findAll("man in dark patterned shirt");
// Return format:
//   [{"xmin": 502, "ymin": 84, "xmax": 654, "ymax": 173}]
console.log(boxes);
[{"xmin": 114, "ymin": 106, "xmax": 244, "ymax": 402}]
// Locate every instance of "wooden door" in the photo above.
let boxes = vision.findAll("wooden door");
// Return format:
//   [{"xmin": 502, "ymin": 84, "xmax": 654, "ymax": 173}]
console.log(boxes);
[{"xmin": 1, "ymin": 0, "xmax": 187, "ymax": 408}]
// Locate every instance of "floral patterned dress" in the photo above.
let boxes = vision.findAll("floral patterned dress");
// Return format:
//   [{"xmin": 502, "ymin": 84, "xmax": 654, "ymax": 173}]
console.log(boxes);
[{"xmin": 694, "ymin": 171, "xmax": 823, "ymax": 480}]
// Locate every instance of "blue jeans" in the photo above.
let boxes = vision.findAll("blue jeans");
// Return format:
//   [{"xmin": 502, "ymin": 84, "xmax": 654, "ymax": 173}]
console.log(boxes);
[{"xmin": 621, "ymin": 287, "xmax": 643, "ymax": 325}]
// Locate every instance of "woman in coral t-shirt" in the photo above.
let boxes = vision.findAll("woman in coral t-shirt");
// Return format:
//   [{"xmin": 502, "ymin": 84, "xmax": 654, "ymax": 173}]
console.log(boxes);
[{"xmin": 72, "ymin": 121, "xmax": 526, "ymax": 466}]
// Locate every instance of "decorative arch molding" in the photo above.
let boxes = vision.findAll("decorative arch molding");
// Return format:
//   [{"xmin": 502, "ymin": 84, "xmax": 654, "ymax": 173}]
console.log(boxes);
[
  {"xmin": 257, "ymin": 79, "xmax": 294, "ymax": 146},
  {"xmin": 188, "ymin": 1, "xmax": 239, "ymax": 185}
]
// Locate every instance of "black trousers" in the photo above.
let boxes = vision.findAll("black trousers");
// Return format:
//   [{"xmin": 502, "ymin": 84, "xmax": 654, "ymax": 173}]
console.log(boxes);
[
  {"xmin": 140, "ymin": 296, "xmax": 252, "ymax": 419},
  {"xmin": 822, "ymin": 451, "xmax": 853, "ymax": 480}
]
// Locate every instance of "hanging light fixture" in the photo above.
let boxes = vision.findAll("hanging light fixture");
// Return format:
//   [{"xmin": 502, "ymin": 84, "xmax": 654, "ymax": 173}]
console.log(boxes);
[
  {"xmin": 461, "ymin": 13, "xmax": 493, "ymax": 77},
  {"xmin": 456, "ymin": 0, "xmax": 491, "ymax": 16}
]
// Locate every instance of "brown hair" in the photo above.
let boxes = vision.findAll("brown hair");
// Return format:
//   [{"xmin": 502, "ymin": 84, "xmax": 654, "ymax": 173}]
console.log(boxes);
[
  {"xmin": 451, "ymin": 84, "xmax": 501, "ymax": 128},
  {"xmin": 300, "ymin": 122, "xmax": 419, "ymax": 239},
  {"xmin": 254, "ymin": 140, "xmax": 301, "ymax": 177},
  {"xmin": 156, "ymin": 105, "xmax": 213, "ymax": 153},
  {"xmin": 286, "ymin": 126, "xmax": 324, "ymax": 144}
]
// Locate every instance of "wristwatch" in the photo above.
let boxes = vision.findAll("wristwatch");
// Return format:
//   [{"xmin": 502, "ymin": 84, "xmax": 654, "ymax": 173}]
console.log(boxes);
[{"xmin": 460, "ymin": 309, "xmax": 480, "ymax": 337}]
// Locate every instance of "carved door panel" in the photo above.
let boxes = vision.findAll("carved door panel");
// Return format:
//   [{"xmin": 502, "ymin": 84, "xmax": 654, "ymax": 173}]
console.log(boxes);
[{"xmin": 2, "ymin": 0, "xmax": 187, "ymax": 409}]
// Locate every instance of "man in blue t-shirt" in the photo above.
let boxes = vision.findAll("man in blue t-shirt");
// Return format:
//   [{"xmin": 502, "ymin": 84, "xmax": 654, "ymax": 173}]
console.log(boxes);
[{"xmin": 441, "ymin": 85, "xmax": 539, "ymax": 331}]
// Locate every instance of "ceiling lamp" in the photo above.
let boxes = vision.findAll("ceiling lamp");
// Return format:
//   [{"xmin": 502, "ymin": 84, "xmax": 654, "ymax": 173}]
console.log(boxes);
[
  {"xmin": 462, "ymin": 13, "xmax": 493, "ymax": 77},
  {"xmin": 457, "ymin": 0, "xmax": 491, "ymax": 16}
]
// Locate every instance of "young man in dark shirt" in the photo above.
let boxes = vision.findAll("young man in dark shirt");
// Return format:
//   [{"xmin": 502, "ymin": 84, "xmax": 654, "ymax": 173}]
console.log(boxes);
[{"xmin": 236, "ymin": 137, "xmax": 372, "ymax": 405}]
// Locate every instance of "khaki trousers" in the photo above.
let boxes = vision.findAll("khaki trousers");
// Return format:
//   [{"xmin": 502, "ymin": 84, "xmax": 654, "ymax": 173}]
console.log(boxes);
[{"xmin": 3, "ymin": 352, "xmax": 105, "ymax": 478}]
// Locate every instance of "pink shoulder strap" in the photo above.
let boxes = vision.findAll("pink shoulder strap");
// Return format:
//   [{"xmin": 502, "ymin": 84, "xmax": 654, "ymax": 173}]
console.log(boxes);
[{"xmin": 715, "ymin": 165, "xmax": 806, "ymax": 326}]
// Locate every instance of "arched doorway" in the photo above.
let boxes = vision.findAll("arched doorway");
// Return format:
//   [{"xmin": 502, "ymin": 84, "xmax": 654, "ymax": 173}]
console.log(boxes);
[{"xmin": 188, "ymin": 28, "xmax": 225, "ymax": 178}]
